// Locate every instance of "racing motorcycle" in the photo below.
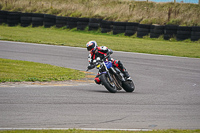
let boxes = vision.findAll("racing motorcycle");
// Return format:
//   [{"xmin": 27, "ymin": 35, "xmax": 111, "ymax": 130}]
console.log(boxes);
[{"xmin": 86, "ymin": 55, "xmax": 135, "ymax": 93}]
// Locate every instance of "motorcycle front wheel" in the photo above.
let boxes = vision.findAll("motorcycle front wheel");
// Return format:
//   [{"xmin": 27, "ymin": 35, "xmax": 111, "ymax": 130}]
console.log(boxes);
[{"xmin": 100, "ymin": 73, "xmax": 117, "ymax": 93}]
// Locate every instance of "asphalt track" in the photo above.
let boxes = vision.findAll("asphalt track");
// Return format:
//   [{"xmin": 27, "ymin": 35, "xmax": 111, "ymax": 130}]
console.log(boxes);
[{"xmin": 0, "ymin": 41, "xmax": 200, "ymax": 130}]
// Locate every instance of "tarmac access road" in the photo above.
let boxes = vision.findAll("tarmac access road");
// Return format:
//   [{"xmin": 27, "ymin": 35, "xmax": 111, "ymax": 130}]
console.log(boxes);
[{"xmin": 0, "ymin": 40, "xmax": 200, "ymax": 130}]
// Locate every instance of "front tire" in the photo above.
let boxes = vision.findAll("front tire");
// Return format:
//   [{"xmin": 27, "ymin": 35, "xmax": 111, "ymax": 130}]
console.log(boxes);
[{"xmin": 100, "ymin": 73, "xmax": 117, "ymax": 93}]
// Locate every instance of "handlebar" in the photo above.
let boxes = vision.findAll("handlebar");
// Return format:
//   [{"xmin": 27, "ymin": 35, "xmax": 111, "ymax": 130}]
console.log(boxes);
[
  {"xmin": 86, "ymin": 53, "xmax": 111, "ymax": 71},
  {"xmin": 103, "ymin": 53, "xmax": 111, "ymax": 61}
]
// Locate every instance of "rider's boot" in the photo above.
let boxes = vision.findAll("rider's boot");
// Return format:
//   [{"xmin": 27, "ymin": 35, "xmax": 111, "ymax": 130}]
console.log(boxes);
[
  {"xmin": 123, "ymin": 71, "xmax": 132, "ymax": 81},
  {"xmin": 113, "ymin": 60, "xmax": 132, "ymax": 81},
  {"xmin": 117, "ymin": 61, "xmax": 132, "ymax": 81}
]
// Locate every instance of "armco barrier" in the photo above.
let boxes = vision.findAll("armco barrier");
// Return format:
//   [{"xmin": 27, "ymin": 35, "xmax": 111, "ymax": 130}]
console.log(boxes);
[{"xmin": 0, "ymin": 10, "xmax": 200, "ymax": 41}]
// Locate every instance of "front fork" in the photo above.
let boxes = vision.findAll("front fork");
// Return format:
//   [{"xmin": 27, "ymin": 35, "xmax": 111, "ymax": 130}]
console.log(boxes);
[
  {"xmin": 103, "ymin": 63, "xmax": 113, "ymax": 82},
  {"xmin": 110, "ymin": 67, "xmax": 126, "ymax": 82}
]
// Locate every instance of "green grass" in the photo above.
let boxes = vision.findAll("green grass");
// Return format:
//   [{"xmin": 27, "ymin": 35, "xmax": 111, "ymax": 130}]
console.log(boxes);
[
  {"xmin": 0, "ymin": 25, "xmax": 200, "ymax": 58},
  {"xmin": 0, "ymin": 129, "xmax": 200, "ymax": 133},
  {"xmin": 0, "ymin": 58, "xmax": 85, "ymax": 82}
]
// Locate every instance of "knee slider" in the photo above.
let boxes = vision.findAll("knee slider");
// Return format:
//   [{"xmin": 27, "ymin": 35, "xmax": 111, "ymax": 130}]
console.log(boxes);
[{"xmin": 94, "ymin": 77, "xmax": 101, "ymax": 84}]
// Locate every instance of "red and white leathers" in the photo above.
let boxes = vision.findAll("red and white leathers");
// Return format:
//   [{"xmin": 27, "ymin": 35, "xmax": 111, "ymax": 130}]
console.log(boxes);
[{"xmin": 87, "ymin": 46, "xmax": 130, "ymax": 84}]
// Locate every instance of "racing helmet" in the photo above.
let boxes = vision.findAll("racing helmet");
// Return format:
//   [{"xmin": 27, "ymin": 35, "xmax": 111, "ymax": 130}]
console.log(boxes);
[{"xmin": 86, "ymin": 41, "xmax": 97, "ymax": 52}]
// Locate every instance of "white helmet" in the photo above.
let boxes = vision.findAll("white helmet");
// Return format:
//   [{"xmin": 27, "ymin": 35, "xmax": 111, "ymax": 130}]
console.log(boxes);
[{"xmin": 86, "ymin": 41, "xmax": 97, "ymax": 52}]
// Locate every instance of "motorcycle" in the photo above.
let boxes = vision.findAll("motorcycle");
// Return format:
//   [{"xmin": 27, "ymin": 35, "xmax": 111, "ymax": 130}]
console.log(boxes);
[{"xmin": 86, "ymin": 55, "xmax": 135, "ymax": 93}]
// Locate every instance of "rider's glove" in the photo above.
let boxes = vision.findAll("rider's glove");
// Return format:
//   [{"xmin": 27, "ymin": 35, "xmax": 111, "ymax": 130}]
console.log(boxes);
[
  {"xmin": 108, "ymin": 49, "xmax": 113, "ymax": 55},
  {"xmin": 106, "ymin": 49, "xmax": 113, "ymax": 61},
  {"xmin": 87, "ymin": 65, "xmax": 95, "ymax": 69}
]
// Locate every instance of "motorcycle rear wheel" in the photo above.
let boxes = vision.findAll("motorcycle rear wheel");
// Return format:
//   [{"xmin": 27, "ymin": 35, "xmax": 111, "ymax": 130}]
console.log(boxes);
[
  {"xmin": 122, "ymin": 80, "xmax": 135, "ymax": 92},
  {"xmin": 100, "ymin": 73, "xmax": 117, "ymax": 93}
]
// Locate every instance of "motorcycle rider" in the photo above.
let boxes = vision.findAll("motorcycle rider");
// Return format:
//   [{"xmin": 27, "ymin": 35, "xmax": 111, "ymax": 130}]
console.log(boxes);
[{"xmin": 86, "ymin": 40, "xmax": 132, "ymax": 84}]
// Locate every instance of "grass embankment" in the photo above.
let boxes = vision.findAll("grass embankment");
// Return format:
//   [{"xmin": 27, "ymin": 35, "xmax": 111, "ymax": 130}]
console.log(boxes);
[
  {"xmin": 0, "ymin": 58, "xmax": 85, "ymax": 82},
  {"xmin": 0, "ymin": 0, "xmax": 200, "ymax": 26},
  {"xmin": 0, "ymin": 25, "xmax": 200, "ymax": 58},
  {"xmin": 0, "ymin": 129, "xmax": 200, "ymax": 133}
]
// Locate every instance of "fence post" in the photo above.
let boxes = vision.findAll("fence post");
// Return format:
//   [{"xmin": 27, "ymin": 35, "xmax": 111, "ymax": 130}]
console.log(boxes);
[{"xmin": 174, "ymin": 0, "xmax": 176, "ymax": 4}]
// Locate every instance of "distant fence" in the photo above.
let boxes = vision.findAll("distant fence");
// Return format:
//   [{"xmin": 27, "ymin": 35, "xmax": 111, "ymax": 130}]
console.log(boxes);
[{"xmin": 0, "ymin": 10, "xmax": 200, "ymax": 41}]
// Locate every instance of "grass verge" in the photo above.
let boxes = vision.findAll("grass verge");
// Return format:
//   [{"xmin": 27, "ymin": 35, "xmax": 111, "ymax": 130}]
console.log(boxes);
[
  {"xmin": 0, "ymin": 25, "xmax": 200, "ymax": 58},
  {"xmin": 0, "ymin": 58, "xmax": 85, "ymax": 82},
  {"xmin": 0, "ymin": 129, "xmax": 200, "ymax": 133}
]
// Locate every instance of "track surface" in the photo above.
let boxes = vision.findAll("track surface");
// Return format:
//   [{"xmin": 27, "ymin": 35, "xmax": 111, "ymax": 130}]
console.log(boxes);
[{"xmin": 0, "ymin": 41, "xmax": 200, "ymax": 130}]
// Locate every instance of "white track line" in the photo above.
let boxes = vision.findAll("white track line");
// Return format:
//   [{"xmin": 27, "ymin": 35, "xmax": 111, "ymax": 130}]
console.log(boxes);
[{"xmin": 0, "ymin": 128, "xmax": 151, "ymax": 131}]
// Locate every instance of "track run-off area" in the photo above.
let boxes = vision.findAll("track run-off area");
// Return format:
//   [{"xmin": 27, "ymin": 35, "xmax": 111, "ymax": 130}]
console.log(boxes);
[{"xmin": 0, "ymin": 41, "xmax": 200, "ymax": 130}]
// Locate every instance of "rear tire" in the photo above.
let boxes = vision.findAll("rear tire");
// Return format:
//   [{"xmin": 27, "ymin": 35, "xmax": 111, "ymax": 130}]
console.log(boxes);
[
  {"xmin": 122, "ymin": 80, "xmax": 135, "ymax": 92},
  {"xmin": 100, "ymin": 73, "xmax": 117, "ymax": 93}
]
